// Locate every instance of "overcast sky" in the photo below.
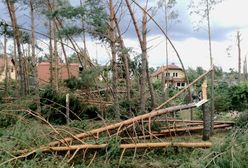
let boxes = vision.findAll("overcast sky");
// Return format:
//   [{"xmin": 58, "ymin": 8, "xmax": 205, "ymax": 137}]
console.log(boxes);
[{"xmin": 0, "ymin": 0, "xmax": 248, "ymax": 72}]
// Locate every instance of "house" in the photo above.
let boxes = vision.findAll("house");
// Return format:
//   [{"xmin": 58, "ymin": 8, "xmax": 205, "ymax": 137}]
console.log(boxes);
[
  {"xmin": 37, "ymin": 62, "xmax": 79, "ymax": 85},
  {"xmin": 0, "ymin": 56, "xmax": 16, "ymax": 82},
  {"xmin": 151, "ymin": 63, "xmax": 186, "ymax": 89}
]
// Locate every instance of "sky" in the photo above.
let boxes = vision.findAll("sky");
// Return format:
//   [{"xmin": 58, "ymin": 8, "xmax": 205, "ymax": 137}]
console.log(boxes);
[{"xmin": 0, "ymin": 0, "xmax": 248, "ymax": 72}]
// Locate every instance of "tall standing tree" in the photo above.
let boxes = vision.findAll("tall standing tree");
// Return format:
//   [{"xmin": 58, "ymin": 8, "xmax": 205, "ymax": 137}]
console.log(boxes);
[
  {"xmin": 142, "ymin": 6, "xmax": 156, "ymax": 109},
  {"xmin": 113, "ymin": 4, "xmax": 131, "ymax": 104},
  {"xmin": 125, "ymin": 0, "xmax": 156, "ymax": 112},
  {"xmin": 109, "ymin": 0, "xmax": 120, "ymax": 119},
  {"xmin": 28, "ymin": 0, "xmax": 41, "ymax": 112},
  {"xmin": 158, "ymin": 0, "xmax": 178, "ymax": 92},
  {"xmin": 237, "ymin": 31, "xmax": 241, "ymax": 83},
  {"xmin": 5, "ymin": 0, "xmax": 26, "ymax": 96},
  {"xmin": 1, "ymin": 23, "xmax": 9, "ymax": 96},
  {"xmin": 189, "ymin": 0, "xmax": 223, "ymax": 134},
  {"xmin": 244, "ymin": 56, "xmax": 247, "ymax": 80}
]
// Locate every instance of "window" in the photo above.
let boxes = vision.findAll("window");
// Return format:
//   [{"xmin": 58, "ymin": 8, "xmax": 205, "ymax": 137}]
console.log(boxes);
[
  {"xmin": 166, "ymin": 73, "xmax": 170, "ymax": 77},
  {"xmin": 181, "ymin": 83, "xmax": 185, "ymax": 87},
  {"xmin": 177, "ymin": 83, "xmax": 180, "ymax": 87},
  {"xmin": 173, "ymin": 72, "xmax": 178, "ymax": 77},
  {"xmin": 11, "ymin": 68, "xmax": 14, "ymax": 72}
]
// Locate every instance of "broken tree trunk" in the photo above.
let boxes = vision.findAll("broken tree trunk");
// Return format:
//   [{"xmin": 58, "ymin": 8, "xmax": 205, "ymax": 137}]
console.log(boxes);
[{"xmin": 49, "ymin": 102, "xmax": 199, "ymax": 146}]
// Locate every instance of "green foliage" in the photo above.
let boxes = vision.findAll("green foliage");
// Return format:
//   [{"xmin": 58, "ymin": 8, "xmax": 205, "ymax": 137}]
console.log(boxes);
[
  {"xmin": 214, "ymin": 81, "xmax": 248, "ymax": 112},
  {"xmin": 64, "ymin": 66, "xmax": 103, "ymax": 90},
  {"xmin": 187, "ymin": 67, "xmax": 204, "ymax": 86},
  {"xmin": 235, "ymin": 110, "xmax": 248, "ymax": 128},
  {"xmin": 57, "ymin": 26, "xmax": 83, "ymax": 38},
  {"xmin": 229, "ymin": 82, "xmax": 248, "ymax": 111},
  {"xmin": 152, "ymin": 79, "xmax": 163, "ymax": 91},
  {"xmin": 69, "ymin": 120, "xmax": 87, "ymax": 130},
  {"xmin": 105, "ymin": 136, "xmax": 121, "ymax": 159},
  {"xmin": 38, "ymin": 88, "xmax": 99, "ymax": 124},
  {"xmin": 64, "ymin": 76, "xmax": 79, "ymax": 90},
  {"xmin": 48, "ymin": 0, "xmax": 108, "ymax": 41},
  {"xmin": 0, "ymin": 113, "xmax": 17, "ymax": 128},
  {"xmin": 197, "ymin": 125, "xmax": 248, "ymax": 168},
  {"xmin": 214, "ymin": 81, "xmax": 231, "ymax": 112}
]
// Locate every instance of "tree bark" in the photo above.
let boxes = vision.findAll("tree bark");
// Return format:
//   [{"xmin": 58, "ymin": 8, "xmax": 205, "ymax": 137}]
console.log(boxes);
[
  {"xmin": 61, "ymin": 39, "xmax": 70, "ymax": 78},
  {"xmin": 109, "ymin": 0, "xmax": 120, "ymax": 119},
  {"xmin": 52, "ymin": 1, "xmax": 59, "ymax": 91},
  {"xmin": 237, "ymin": 31, "xmax": 241, "ymax": 82},
  {"xmin": 113, "ymin": 7, "xmax": 131, "ymax": 103},
  {"xmin": 202, "ymin": 104, "xmax": 210, "ymax": 141},
  {"xmin": 206, "ymin": 0, "xmax": 214, "ymax": 134},
  {"xmin": 142, "ymin": 8, "xmax": 156, "ymax": 108},
  {"xmin": 30, "ymin": 0, "xmax": 41, "ymax": 112},
  {"xmin": 125, "ymin": 0, "xmax": 147, "ymax": 113},
  {"xmin": 4, "ymin": 27, "xmax": 8, "ymax": 96},
  {"xmin": 6, "ymin": 0, "xmax": 25, "ymax": 96},
  {"xmin": 244, "ymin": 57, "xmax": 247, "ymax": 80},
  {"xmin": 44, "ymin": 142, "xmax": 213, "ymax": 152},
  {"xmin": 48, "ymin": 12, "xmax": 54, "ymax": 87}
]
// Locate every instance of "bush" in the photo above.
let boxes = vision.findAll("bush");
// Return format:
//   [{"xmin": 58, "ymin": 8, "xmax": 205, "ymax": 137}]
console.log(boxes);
[
  {"xmin": 229, "ymin": 83, "xmax": 248, "ymax": 111},
  {"xmin": 235, "ymin": 110, "xmax": 248, "ymax": 128},
  {"xmin": 34, "ymin": 88, "xmax": 100, "ymax": 124},
  {"xmin": 64, "ymin": 66, "xmax": 103, "ymax": 90},
  {"xmin": 214, "ymin": 81, "xmax": 231, "ymax": 112},
  {"xmin": 195, "ymin": 125, "xmax": 248, "ymax": 167},
  {"xmin": 0, "ymin": 113, "xmax": 17, "ymax": 128},
  {"xmin": 214, "ymin": 82, "xmax": 248, "ymax": 112}
]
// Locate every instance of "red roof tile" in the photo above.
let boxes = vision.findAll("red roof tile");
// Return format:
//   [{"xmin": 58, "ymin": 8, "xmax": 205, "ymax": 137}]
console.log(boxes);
[{"xmin": 151, "ymin": 64, "xmax": 182, "ymax": 77}]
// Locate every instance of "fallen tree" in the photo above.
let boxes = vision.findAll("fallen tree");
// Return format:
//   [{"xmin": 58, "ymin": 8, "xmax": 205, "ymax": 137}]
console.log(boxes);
[
  {"xmin": 124, "ymin": 124, "xmax": 232, "ymax": 139},
  {"xmin": 49, "ymin": 102, "xmax": 199, "ymax": 146},
  {"xmin": 27, "ymin": 142, "xmax": 213, "ymax": 153}
]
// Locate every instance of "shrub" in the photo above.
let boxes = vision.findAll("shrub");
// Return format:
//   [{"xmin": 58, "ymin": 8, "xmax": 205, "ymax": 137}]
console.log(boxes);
[
  {"xmin": 235, "ymin": 110, "xmax": 248, "ymax": 128},
  {"xmin": 229, "ymin": 83, "xmax": 248, "ymax": 111},
  {"xmin": 214, "ymin": 81, "xmax": 231, "ymax": 112},
  {"xmin": 35, "ymin": 88, "xmax": 100, "ymax": 124},
  {"xmin": 196, "ymin": 125, "xmax": 248, "ymax": 167}
]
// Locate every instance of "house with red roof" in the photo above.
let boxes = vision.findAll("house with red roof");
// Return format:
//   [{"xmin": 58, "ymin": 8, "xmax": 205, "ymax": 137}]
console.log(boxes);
[{"xmin": 151, "ymin": 63, "xmax": 186, "ymax": 89}]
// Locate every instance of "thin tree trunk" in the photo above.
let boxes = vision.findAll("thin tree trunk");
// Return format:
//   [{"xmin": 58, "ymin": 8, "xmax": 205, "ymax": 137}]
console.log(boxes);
[
  {"xmin": 4, "ymin": 28, "xmax": 8, "ymax": 96},
  {"xmin": 142, "ymin": 9, "xmax": 156, "ymax": 108},
  {"xmin": 80, "ymin": 0, "xmax": 87, "ymax": 52},
  {"xmin": 109, "ymin": 0, "xmax": 120, "ymax": 119},
  {"xmin": 13, "ymin": 38, "xmax": 18, "ymax": 97},
  {"xmin": 244, "ymin": 57, "xmax": 247, "ymax": 80},
  {"xmin": 202, "ymin": 78, "xmax": 210, "ymax": 140},
  {"xmin": 6, "ymin": 0, "xmax": 25, "ymax": 96},
  {"xmin": 206, "ymin": 0, "xmax": 214, "ymax": 134},
  {"xmin": 164, "ymin": 0, "xmax": 169, "ymax": 97},
  {"xmin": 53, "ymin": 19, "xmax": 59, "ymax": 91},
  {"xmin": 49, "ymin": 20, "xmax": 54, "ymax": 86},
  {"xmin": 52, "ymin": 0, "xmax": 59, "ymax": 91},
  {"xmin": 237, "ymin": 31, "xmax": 241, "ymax": 82},
  {"xmin": 113, "ymin": 6, "xmax": 131, "ymax": 103},
  {"xmin": 30, "ymin": 0, "xmax": 41, "ymax": 112},
  {"xmin": 125, "ymin": 0, "xmax": 146, "ymax": 113},
  {"xmin": 61, "ymin": 39, "xmax": 70, "ymax": 78}
]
